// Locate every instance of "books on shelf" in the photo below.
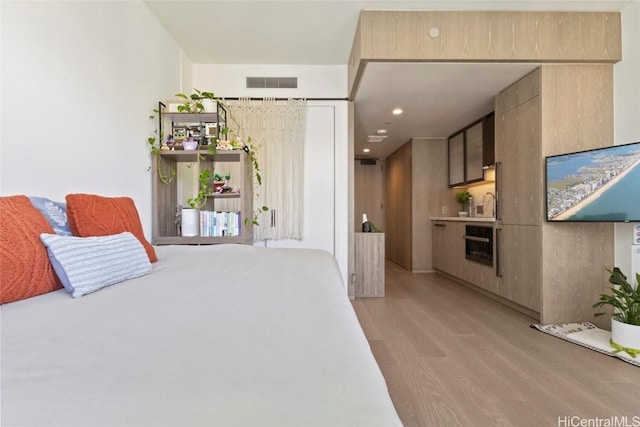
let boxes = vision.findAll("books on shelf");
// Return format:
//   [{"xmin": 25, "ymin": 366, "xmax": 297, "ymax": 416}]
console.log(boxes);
[{"xmin": 199, "ymin": 211, "xmax": 242, "ymax": 237}]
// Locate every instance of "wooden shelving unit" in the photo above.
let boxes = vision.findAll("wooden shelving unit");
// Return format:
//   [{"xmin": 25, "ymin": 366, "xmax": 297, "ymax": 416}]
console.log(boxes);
[{"xmin": 151, "ymin": 150, "xmax": 253, "ymax": 246}]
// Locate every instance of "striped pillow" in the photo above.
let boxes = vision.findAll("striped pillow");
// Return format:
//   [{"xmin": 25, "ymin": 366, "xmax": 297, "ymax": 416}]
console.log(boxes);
[{"xmin": 39, "ymin": 232, "xmax": 152, "ymax": 298}]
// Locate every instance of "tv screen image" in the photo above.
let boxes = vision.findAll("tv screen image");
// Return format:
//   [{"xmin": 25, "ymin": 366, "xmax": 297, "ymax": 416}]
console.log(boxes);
[{"xmin": 545, "ymin": 141, "xmax": 640, "ymax": 222}]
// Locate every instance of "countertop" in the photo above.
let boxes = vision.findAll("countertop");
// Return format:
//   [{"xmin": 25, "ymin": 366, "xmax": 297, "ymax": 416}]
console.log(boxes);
[{"xmin": 430, "ymin": 216, "xmax": 496, "ymax": 223}]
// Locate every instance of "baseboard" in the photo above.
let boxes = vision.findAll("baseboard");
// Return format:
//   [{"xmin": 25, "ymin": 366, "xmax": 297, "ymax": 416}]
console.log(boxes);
[{"xmin": 434, "ymin": 269, "xmax": 540, "ymax": 321}]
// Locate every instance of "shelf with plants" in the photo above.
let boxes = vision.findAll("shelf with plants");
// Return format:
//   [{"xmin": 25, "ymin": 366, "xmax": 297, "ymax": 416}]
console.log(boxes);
[
  {"xmin": 151, "ymin": 148, "xmax": 253, "ymax": 245},
  {"xmin": 148, "ymin": 89, "xmax": 267, "ymax": 246}
]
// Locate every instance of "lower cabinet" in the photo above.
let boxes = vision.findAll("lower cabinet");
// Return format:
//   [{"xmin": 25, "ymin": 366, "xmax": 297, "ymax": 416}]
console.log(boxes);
[
  {"xmin": 355, "ymin": 232, "xmax": 385, "ymax": 297},
  {"xmin": 431, "ymin": 221, "xmax": 496, "ymax": 293},
  {"xmin": 495, "ymin": 224, "xmax": 541, "ymax": 312},
  {"xmin": 432, "ymin": 221, "xmax": 465, "ymax": 275}
]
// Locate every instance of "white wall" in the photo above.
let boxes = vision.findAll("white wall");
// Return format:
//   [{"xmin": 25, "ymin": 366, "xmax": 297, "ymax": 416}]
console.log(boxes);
[
  {"xmin": 0, "ymin": 1, "xmax": 186, "ymax": 240},
  {"xmin": 614, "ymin": 1, "xmax": 640, "ymax": 275}
]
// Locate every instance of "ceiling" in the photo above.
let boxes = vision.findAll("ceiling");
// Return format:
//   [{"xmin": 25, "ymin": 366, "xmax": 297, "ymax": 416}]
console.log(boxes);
[{"xmin": 145, "ymin": 0, "xmax": 632, "ymax": 159}]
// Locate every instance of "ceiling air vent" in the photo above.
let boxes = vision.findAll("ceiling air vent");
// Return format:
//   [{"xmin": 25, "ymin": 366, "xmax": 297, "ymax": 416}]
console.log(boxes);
[
  {"xmin": 360, "ymin": 159, "xmax": 377, "ymax": 165},
  {"xmin": 367, "ymin": 135, "xmax": 387, "ymax": 143},
  {"xmin": 246, "ymin": 77, "xmax": 298, "ymax": 89}
]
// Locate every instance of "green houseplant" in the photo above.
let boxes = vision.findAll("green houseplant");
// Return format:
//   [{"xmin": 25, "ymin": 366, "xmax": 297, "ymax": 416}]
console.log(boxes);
[
  {"xmin": 455, "ymin": 190, "xmax": 471, "ymax": 216},
  {"xmin": 593, "ymin": 267, "xmax": 640, "ymax": 357}
]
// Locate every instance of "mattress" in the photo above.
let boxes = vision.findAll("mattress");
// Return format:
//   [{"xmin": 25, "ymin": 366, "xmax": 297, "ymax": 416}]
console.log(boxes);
[{"xmin": 1, "ymin": 244, "xmax": 401, "ymax": 427}]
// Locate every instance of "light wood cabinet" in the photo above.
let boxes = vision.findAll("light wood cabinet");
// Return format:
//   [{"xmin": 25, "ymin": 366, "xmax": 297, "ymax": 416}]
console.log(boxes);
[
  {"xmin": 431, "ymin": 220, "xmax": 495, "ymax": 291},
  {"xmin": 432, "ymin": 221, "xmax": 465, "ymax": 277},
  {"xmin": 495, "ymin": 224, "xmax": 541, "ymax": 311},
  {"xmin": 494, "ymin": 66, "xmax": 614, "ymax": 322},
  {"xmin": 355, "ymin": 232, "xmax": 385, "ymax": 297},
  {"xmin": 495, "ymin": 96, "xmax": 542, "ymax": 226}
]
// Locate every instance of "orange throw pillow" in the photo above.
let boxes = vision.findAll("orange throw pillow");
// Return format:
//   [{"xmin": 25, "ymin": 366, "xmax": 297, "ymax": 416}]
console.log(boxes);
[
  {"xmin": 66, "ymin": 194, "xmax": 157, "ymax": 263},
  {"xmin": 0, "ymin": 195, "xmax": 63, "ymax": 304}
]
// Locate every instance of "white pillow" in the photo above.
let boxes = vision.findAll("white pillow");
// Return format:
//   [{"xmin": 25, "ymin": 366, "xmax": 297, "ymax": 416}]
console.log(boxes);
[{"xmin": 40, "ymin": 232, "xmax": 152, "ymax": 298}]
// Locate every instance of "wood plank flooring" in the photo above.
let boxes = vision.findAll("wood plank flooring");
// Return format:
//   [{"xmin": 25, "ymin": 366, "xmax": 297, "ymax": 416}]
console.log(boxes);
[{"xmin": 352, "ymin": 261, "xmax": 640, "ymax": 427}]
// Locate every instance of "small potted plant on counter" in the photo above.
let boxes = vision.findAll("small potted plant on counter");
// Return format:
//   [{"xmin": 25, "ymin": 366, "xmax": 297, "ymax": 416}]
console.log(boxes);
[
  {"xmin": 455, "ymin": 190, "xmax": 471, "ymax": 217},
  {"xmin": 593, "ymin": 267, "xmax": 640, "ymax": 358}
]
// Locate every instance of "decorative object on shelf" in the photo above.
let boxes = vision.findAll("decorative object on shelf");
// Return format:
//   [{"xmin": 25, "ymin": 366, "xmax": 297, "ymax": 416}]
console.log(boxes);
[
  {"xmin": 593, "ymin": 267, "xmax": 640, "ymax": 357},
  {"xmin": 361, "ymin": 213, "xmax": 382, "ymax": 232},
  {"xmin": 455, "ymin": 190, "xmax": 471, "ymax": 217},
  {"xmin": 180, "ymin": 207, "xmax": 199, "ymax": 237},
  {"xmin": 216, "ymin": 140, "xmax": 233, "ymax": 150},
  {"xmin": 183, "ymin": 138, "xmax": 198, "ymax": 151},
  {"xmin": 212, "ymin": 173, "xmax": 232, "ymax": 193},
  {"xmin": 362, "ymin": 214, "xmax": 372, "ymax": 232}
]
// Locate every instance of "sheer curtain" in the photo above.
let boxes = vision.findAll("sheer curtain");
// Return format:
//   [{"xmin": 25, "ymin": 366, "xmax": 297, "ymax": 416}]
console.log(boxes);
[{"xmin": 225, "ymin": 98, "xmax": 307, "ymax": 242}]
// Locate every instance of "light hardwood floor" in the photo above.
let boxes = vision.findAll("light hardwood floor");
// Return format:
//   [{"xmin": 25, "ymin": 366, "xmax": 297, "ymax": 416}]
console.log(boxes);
[{"xmin": 352, "ymin": 261, "xmax": 640, "ymax": 427}]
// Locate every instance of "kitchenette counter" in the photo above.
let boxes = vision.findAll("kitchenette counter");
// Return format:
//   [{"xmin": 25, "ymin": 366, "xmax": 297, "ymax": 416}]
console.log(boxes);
[{"xmin": 430, "ymin": 216, "xmax": 495, "ymax": 223}]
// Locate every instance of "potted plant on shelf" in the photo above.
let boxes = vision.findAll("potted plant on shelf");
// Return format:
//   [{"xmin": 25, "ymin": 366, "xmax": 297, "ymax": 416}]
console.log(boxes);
[
  {"xmin": 593, "ymin": 267, "xmax": 640, "ymax": 357},
  {"xmin": 455, "ymin": 190, "xmax": 471, "ymax": 217}
]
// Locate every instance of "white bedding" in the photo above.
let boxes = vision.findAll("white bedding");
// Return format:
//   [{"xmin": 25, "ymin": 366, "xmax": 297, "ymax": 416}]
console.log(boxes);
[{"xmin": 1, "ymin": 244, "xmax": 401, "ymax": 427}]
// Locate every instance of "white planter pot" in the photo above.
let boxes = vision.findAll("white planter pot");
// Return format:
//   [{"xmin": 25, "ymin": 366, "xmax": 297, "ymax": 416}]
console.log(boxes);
[
  {"xmin": 611, "ymin": 318, "xmax": 640, "ymax": 351},
  {"xmin": 181, "ymin": 208, "xmax": 199, "ymax": 237}
]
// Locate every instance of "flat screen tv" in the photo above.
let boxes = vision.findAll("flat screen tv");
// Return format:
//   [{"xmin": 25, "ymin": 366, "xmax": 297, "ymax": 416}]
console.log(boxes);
[{"xmin": 545, "ymin": 141, "xmax": 640, "ymax": 222}]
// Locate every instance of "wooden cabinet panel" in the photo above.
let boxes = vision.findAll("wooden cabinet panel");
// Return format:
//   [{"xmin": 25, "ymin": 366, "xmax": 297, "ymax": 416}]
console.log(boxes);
[
  {"xmin": 431, "ymin": 221, "xmax": 465, "ymax": 277},
  {"xmin": 431, "ymin": 222, "xmax": 447, "ymax": 271},
  {"xmin": 385, "ymin": 144, "xmax": 412, "ymax": 269},
  {"xmin": 496, "ymin": 224, "xmax": 541, "ymax": 312},
  {"xmin": 495, "ymin": 95, "xmax": 542, "ymax": 225},
  {"xmin": 355, "ymin": 232, "xmax": 385, "ymax": 297}
]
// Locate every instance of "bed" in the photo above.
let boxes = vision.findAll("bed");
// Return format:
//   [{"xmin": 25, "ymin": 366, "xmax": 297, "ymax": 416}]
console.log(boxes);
[{"xmin": 0, "ymin": 195, "xmax": 402, "ymax": 427}]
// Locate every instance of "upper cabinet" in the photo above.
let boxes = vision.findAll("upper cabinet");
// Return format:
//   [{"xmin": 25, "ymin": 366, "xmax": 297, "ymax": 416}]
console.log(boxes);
[
  {"xmin": 448, "ymin": 112, "xmax": 495, "ymax": 187},
  {"xmin": 465, "ymin": 121, "xmax": 484, "ymax": 182},
  {"xmin": 448, "ymin": 133, "xmax": 465, "ymax": 186}
]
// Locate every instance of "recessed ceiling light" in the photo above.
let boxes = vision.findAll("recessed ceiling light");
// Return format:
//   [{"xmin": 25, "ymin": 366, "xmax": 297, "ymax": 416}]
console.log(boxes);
[
  {"xmin": 392, "ymin": 108, "xmax": 403, "ymax": 115},
  {"xmin": 376, "ymin": 129, "xmax": 387, "ymax": 135},
  {"xmin": 363, "ymin": 148, "xmax": 371, "ymax": 153}
]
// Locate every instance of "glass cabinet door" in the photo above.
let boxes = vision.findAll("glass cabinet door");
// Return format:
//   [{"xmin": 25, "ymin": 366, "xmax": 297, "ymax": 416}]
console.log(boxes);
[
  {"xmin": 448, "ymin": 132, "xmax": 465, "ymax": 186},
  {"xmin": 465, "ymin": 121, "xmax": 484, "ymax": 183}
]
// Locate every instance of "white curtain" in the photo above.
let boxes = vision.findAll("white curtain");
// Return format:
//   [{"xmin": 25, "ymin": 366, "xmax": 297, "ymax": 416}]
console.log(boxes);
[{"xmin": 225, "ymin": 98, "xmax": 307, "ymax": 241}]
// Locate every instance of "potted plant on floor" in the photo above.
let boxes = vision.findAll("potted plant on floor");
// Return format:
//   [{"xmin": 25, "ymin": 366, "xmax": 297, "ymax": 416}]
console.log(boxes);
[{"xmin": 593, "ymin": 267, "xmax": 640, "ymax": 357}]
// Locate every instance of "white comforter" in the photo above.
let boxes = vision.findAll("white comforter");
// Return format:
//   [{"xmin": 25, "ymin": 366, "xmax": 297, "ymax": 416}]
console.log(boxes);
[{"xmin": 1, "ymin": 244, "xmax": 401, "ymax": 427}]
